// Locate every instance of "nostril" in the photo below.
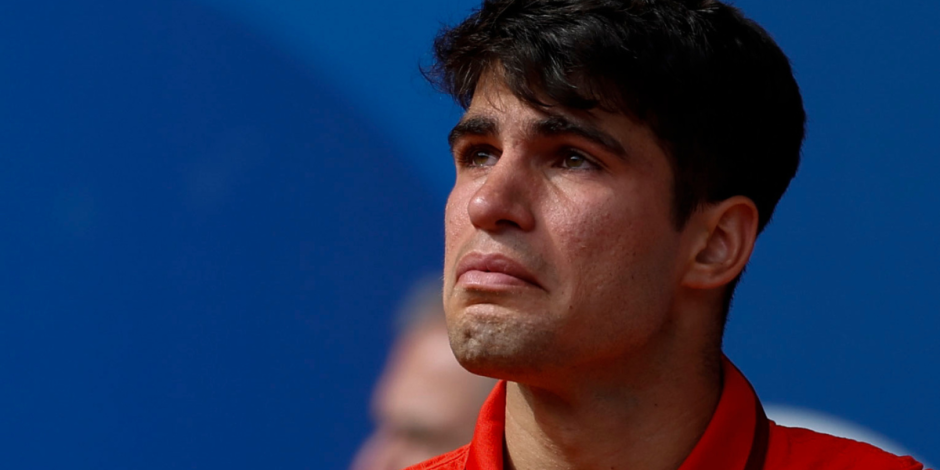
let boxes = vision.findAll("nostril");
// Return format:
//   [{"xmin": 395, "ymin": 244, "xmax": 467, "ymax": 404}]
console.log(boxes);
[{"xmin": 496, "ymin": 218, "xmax": 522, "ymax": 230}]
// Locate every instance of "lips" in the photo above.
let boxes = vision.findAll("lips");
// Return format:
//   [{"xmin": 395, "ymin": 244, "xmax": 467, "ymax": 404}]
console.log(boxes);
[{"xmin": 455, "ymin": 252, "xmax": 541, "ymax": 289}]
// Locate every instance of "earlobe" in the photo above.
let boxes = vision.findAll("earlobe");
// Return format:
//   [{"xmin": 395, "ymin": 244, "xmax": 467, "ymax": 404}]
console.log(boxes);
[{"xmin": 682, "ymin": 197, "xmax": 759, "ymax": 289}]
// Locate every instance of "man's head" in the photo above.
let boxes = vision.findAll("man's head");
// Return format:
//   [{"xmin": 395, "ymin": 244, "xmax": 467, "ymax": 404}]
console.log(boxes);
[
  {"xmin": 350, "ymin": 280, "xmax": 495, "ymax": 470},
  {"xmin": 434, "ymin": 0, "xmax": 804, "ymax": 381}
]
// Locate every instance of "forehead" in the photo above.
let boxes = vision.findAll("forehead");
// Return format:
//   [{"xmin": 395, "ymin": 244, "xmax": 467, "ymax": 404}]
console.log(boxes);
[
  {"xmin": 455, "ymin": 74, "xmax": 671, "ymax": 172},
  {"xmin": 466, "ymin": 74, "xmax": 602, "ymax": 127}
]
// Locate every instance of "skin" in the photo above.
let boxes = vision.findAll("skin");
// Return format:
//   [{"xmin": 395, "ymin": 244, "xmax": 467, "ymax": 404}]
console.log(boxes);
[
  {"xmin": 443, "ymin": 72, "xmax": 759, "ymax": 470},
  {"xmin": 349, "ymin": 320, "xmax": 494, "ymax": 470}
]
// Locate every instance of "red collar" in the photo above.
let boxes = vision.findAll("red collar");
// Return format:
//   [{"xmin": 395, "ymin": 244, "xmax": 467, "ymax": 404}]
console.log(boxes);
[{"xmin": 465, "ymin": 356, "xmax": 769, "ymax": 470}]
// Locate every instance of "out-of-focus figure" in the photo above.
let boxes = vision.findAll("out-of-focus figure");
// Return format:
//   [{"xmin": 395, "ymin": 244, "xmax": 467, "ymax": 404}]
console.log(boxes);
[{"xmin": 350, "ymin": 279, "xmax": 495, "ymax": 470}]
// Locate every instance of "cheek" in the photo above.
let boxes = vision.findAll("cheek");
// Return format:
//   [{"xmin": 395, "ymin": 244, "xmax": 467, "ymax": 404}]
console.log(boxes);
[
  {"xmin": 444, "ymin": 189, "xmax": 469, "ymax": 255},
  {"xmin": 546, "ymin": 191, "xmax": 630, "ymax": 266},
  {"xmin": 548, "ymin": 188, "xmax": 676, "ymax": 306},
  {"xmin": 443, "ymin": 183, "xmax": 478, "ymax": 289}
]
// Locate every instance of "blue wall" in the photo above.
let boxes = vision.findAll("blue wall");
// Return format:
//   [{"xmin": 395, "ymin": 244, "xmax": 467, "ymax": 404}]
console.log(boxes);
[{"xmin": 0, "ymin": 1, "xmax": 936, "ymax": 468}]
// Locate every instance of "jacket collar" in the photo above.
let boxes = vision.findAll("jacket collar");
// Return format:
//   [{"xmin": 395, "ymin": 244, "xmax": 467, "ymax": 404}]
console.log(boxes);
[{"xmin": 464, "ymin": 356, "xmax": 769, "ymax": 470}]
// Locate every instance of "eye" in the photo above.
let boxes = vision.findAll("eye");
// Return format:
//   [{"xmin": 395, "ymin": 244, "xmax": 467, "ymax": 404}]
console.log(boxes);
[
  {"xmin": 559, "ymin": 151, "xmax": 598, "ymax": 170},
  {"xmin": 459, "ymin": 147, "xmax": 499, "ymax": 167}
]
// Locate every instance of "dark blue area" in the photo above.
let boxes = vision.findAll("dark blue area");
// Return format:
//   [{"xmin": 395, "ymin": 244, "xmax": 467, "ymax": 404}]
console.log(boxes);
[
  {"xmin": 1, "ymin": 0, "xmax": 937, "ymax": 468},
  {"xmin": 0, "ymin": 2, "xmax": 441, "ymax": 468},
  {"xmin": 722, "ymin": 2, "xmax": 940, "ymax": 461}
]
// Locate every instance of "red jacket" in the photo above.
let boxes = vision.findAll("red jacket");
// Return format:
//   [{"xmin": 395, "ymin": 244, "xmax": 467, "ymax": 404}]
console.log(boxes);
[{"xmin": 405, "ymin": 357, "xmax": 926, "ymax": 470}]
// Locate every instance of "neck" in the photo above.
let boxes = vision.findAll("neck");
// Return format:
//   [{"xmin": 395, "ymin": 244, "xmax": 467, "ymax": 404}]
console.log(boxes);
[{"xmin": 502, "ymin": 344, "xmax": 722, "ymax": 470}]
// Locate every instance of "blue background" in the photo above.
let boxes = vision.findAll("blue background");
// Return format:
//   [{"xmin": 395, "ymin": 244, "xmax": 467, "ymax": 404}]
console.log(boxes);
[{"xmin": 0, "ymin": 1, "xmax": 936, "ymax": 468}]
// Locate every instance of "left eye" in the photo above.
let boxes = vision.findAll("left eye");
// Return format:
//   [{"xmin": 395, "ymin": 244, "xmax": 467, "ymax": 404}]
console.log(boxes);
[{"xmin": 560, "ymin": 153, "xmax": 593, "ymax": 169}]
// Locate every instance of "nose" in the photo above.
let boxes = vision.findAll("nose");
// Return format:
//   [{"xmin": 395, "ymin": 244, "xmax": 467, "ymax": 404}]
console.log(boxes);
[{"xmin": 466, "ymin": 153, "xmax": 536, "ymax": 232}]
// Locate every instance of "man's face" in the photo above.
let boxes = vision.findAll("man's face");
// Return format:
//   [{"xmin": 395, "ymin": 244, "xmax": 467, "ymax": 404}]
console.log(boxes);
[{"xmin": 443, "ymin": 75, "xmax": 687, "ymax": 381}]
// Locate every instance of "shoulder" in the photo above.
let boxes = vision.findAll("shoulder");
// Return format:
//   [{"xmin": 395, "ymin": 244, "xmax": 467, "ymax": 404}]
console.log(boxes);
[
  {"xmin": 402, "ymin": 444, "xmax": 470, "ymax": 470},
  {"xmin": 766, "ymin": 421, "xmax": 926, "ymax": 470}
]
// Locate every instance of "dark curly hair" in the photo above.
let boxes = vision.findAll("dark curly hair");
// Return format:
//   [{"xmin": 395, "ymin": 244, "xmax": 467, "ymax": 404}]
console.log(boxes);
[
  {"xmin": 426, "ymin": 0, "xmax": 806, "ymax": 320},
  {"xmin": 426, "ymin": 0, "xmax": 805, "ymax": 234}
]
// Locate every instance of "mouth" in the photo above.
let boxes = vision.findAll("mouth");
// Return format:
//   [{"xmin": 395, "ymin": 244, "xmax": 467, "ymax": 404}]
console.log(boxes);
[{"xmin": 455, "ymin": 252, "xmax": 542, "ymax": 290}]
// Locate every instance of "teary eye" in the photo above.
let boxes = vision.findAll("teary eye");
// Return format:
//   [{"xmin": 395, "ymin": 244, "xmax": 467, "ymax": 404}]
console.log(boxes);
[
  {"xmin": 465, "ymin": 148, "xmax": 498, "ymax": 167},
  {"xmin": 560, "ymin": 152, "xmax": 595, "ymax": 169}
]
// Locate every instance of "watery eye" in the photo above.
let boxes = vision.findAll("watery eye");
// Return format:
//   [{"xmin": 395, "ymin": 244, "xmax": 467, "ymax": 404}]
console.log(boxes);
[
  {"xmin": 562, "ymin": 153, "xmax": 588, "ymax": 169},
  {"xmin": 469, "ymin": 150, "xmax": 497, "ymax": 167}
]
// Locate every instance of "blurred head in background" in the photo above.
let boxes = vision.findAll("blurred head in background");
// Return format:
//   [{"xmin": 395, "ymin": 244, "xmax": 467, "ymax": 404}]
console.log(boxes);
[{"xmin": 349, "ymin": 278, "xmax": 495, "ymax": 470}]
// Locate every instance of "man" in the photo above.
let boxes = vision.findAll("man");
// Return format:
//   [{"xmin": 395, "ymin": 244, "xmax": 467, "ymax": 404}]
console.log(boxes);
[
  {"xmin": 350, "ymin": 279, "xmax": 495, "ymax": 470},
  {"xmin": 407, "ymin": 1, "xmax": 928, "ymax": 469}
]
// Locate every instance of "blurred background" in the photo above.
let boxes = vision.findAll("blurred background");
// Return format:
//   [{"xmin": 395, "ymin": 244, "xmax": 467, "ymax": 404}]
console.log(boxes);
[{"xmin": 0, "ymin": 0, "xmax": 936, "ymax": 468}]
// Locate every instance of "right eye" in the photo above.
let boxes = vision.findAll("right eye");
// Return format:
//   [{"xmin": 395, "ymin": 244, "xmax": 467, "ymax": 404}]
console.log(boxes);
[{"xmin": 460, "ymin": 147, "xmax": 499, "ymax": 167}]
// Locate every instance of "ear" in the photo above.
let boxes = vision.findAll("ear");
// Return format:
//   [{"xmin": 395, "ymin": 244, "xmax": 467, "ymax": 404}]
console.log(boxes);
[{"xmin": 681, "ymin": 196, "xmax": 759, "ymax": 289}]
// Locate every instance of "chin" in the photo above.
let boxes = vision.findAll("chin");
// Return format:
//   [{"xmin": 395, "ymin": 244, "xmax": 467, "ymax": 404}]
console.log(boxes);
[{"xmin": 446, "ymin": 306, "xmax": 557, "ymax": 381}]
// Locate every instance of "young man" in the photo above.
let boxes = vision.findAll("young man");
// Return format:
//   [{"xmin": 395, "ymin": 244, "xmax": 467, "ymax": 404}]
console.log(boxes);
[{"xmin": 409, "ymin": 1, "xmax": 927, "ymax": 469}]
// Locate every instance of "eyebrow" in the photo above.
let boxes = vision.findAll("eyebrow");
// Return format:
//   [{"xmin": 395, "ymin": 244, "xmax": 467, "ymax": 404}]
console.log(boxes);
[
  {"xmin": 531, "ymin": 115, "xmax": 627, "ymax": 159},
  {"xmin": 448, "ymin": 114, "xmax": 627, "ymax": 159},
  {"xmin": 448, "ymin": 116, "xmax": 498, "ymax": 149}
]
